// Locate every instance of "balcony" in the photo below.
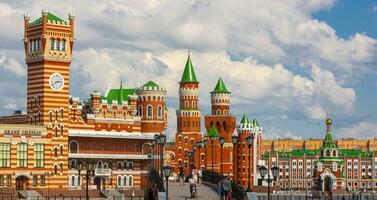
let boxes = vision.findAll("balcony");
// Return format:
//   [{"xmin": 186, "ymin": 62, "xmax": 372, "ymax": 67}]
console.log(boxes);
[{"xmin": 95, "ymin": 168, "xmax": 111, "ymax": 177}]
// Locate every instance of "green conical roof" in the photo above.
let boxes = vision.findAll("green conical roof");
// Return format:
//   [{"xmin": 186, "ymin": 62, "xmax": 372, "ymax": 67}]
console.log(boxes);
[
  {"xmin": 180, "ymin": 54, "xmax": 198, "ymax": 83},
  {"xmin": 240, "ymin": 115, "xmax": 250, "ymax": 124},
  {"xmin": 30, "ymin": 12, "xmax": 67, "ymax": 25},
  {"xmin": 207, "ymin": 125, "xmax": 219, "ymax": 138},
  {"xmin": 143, "ymin": 81, "xmax": 159, "ymax": 88},
  {"xmin": 211, "ymin": 78, "xmax": 230, "ymax": 93},
  {"xmin": 252, "ymin": 118, "xmax": 259, "ymax": 127}
]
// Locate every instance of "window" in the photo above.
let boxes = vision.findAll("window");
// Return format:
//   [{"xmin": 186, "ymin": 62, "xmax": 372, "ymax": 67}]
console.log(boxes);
[
  {"xmin": 117, "ymin": 176, "xmax": 122, "ymax": 187},
  {"xmin": 36, "ymin": 39, "xmax": 40, "ymax": 50},
  {"xmin": 60, "ymin": 163, "xmax": 63, "ymax": 174},
  {"xmin": 54, "ymin": 165, "xmax": 58, "ymax": 175},
  {"xmin": 33, "ymin": 175, "xmax": 38, "ymax": 186},
  {"xmin": 158, "ymin": 106, "xmax": 162, "ymax": 118},
  {"xmin": 62, "ymin": 39, "xmax": 66, "ymax": 51},
  {"xmin": 216, "ymin": 121, "xmax": 220, "ymax": 131},
  {"xmin": 123, "ymin": 176, "xmax": 127, "ymax": 187},
  {"xmin": 50, "ymin": 38, "xmax": 55, "ymax": 50},
  {"xmin": 128, "ymin": 176, "xmax": 133, "ymax": 186},
  {"xmin": 49, "ymin": 112, "xmax": 52, "ymax": 122},
  {"xmin": 326, "ymin": 150, "xmax": 330, "ymax": 157},
  {"xmin": 0, "ymin": 176, "xmax": 2, "ymax": 186},
  {"xmin": 56, "ymin": 39, "xmax": 60, "ymax": 50},
  {"xmin": 178, "ymin": 136, "xmax": 182, "ymax": 143},
  {"xmin": 60, "ymin": 125, "xmax": 64, "ymax": 137},
  {"xmin": 71, "ymin": 176, "xmax": 76, "ymax": 187},
  {"xmin": 147, "ymin": 105, "xmax": 152, "ymax": 118},
  {"xmin": 54, "ymin": 147, "xmax": 58, "ymax": 158},
  {"xmin": 34, "ymin": 144, "xmax": 44, "ymax": 168},
  {"xmin": 55, "ymin": 110, "xmax": 58, "ymax": 121},
  {"xmin": 184, "ymin": 137, "xmax": 188, "ymax": 144},
  {"xmin": 70, "ymin": 141, "xmax": 78, "ymax": 153},
  {"xmin": 60, "ymin": 145, "xmax": 63, "ymax": 156},
  {"xmin": 70, "ymin": 160, "xmax": 76, "ymax": 169},
  {"xmin": 54, "ymin": 127, "xmax": 58, "ymax": 137},
  {"xmin": 6, "ymin": 175, "xmax": 11, "ymax": 186},
  {"xmin": 17, "ymin": 143, "xmax": 28, "ymax": 167},
  {"xmin": 29, "ymin": 39, "xmax": 32, "ymax": 52},
  {"xmin": 0, "ymin": 143, "xmax": 11, "ymax": 167},
  {"xmin": 60, "ymin": 108, "xmax": 64, "ymax": 120},
  {"xmin": 138, "ymin": 106, "xmax": 142, "ymax": 117}
]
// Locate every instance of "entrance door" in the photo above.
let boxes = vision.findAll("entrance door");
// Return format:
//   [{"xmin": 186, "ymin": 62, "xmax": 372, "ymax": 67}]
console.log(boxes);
[
  {"xmin": 324, "ymin": 176, "xmax": 332, "ymax": 191},
  {"xmin": 16, "ymin": 176, "xmax": 29, "ymax": 190},
  {"xmin": 94, "ymin": 177, "xmax": 105, "ymax": 190}
]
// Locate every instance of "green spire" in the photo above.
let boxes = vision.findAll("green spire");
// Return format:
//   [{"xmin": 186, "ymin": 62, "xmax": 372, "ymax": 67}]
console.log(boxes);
[
  {"xmin": 119, "ymin": 77, "xmax": 123, "ymax": 102},
  {"xmin": 211, "ymin": 78, "xmax": 230, "ymax": 93},
  {"xmin": 180, "ymin": 54, "xmax": 198, "ymax": 83},
  {"xmin": 252, "ymin": 118, "xmax": 259, "ymax": 127},
  {"xmin": 240, "ymin": 115, "xmax": 250, "ymax": 124},
  {"xmin": 207, "ymin": 125, "xmax": 219, "ymax": 138}
]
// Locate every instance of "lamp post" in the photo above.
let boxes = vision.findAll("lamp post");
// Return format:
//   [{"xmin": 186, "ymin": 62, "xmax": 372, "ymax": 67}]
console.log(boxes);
[
  {"xmin": 77, "ymin": 160, "xmax": 96, "ymax": 200},
  {"xmin": 202, "ymin": 138, "xmax": 208, "ymax": 171},
  {"xmin": 150, "ymin": 141, "xmax": 155, "ymax": 169},
  {"xmin": 189, "ymin": 150, "xmax": 195, "ymax": 175},
  {"xmin": 163, "ymin": 165, "xmax": 171, "ymax": 200},
  {"xmin": 231, "ymin": 134, "xmax": 238, "ymax": 182},
  {"xmin": 218, "ymin": 136, "xmax": 225, "ymax": 176},
  {"xmin": 245, "ymin": 135, "xmax": 254, "ymax": 192},
  {"xmin": 209, "ymin": 135, "xmax": 217, "ymax": 183},
  {"xmin": 259, "ymin": 165, "xmax": 279, "ymax": 200},
  {"xmin": 196, "ymin": 141, "xmax": 202, "ymax": 169},
  {"xmin": 157, "ymin": 134, "xmax": 166, "ymax": 178},
  {"xmin": 154, "ymin": 134, "xmax": 160, "ymax": 172}
]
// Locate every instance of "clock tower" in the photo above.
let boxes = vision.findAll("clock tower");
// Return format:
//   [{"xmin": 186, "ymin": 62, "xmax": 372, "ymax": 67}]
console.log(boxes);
[{"xmin": 24, "ymin": 9, "xmax": 74, "ymax": 188}]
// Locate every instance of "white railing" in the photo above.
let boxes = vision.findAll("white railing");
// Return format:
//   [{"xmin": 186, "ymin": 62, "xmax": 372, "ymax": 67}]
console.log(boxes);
[{"xmin": 95, "ymin": 168, "xmax": 112, "ymax": 176}]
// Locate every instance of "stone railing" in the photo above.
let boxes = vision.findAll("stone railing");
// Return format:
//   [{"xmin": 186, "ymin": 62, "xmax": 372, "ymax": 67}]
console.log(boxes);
[{"xmin": 95, "ymin": 168, "xmax": 111, "ymax": 176}]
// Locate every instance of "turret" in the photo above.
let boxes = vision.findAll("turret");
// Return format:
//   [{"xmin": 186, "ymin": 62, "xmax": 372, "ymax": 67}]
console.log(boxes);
[
  {"xmin": 211, "ymin": 78, "xmax": 230, "ymax": 115},
  {"xmin": 90, "ymin": 91, "xmax": 101, "ymax": 113},
  {"xmin": 136, "ymin": 81, "xmax": 167, "ymax": 133}
]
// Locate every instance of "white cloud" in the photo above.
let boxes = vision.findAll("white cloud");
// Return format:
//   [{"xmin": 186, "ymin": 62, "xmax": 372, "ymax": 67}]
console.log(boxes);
[
  {"xmin": 264, "ymin": 126, "xmax": 303, "ymax": 140},
  {"xmin": 0, "ymin": 54, "xmax": 26, "ymax": 76},
  {"xmin": 337, "ymin": 122, "xmax": 377, "ymax": 139}
]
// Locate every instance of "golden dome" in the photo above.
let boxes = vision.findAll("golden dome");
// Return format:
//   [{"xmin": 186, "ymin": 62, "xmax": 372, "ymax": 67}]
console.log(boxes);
[{"xmin": 326, "ymin": 118, "xmax": 332, "ymax": 126}]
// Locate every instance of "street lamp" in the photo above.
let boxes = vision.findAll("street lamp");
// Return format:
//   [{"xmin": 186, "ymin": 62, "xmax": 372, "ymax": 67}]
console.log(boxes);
[
  {"xmin": 163, "ymin": 165, "xmax": 171, "ymax": 200},
  {"xmin": 189, "ymin": 149, "xmax": 195, "ymax": 175},
  {"xmin": 209, "ymin": 134, "xmax": 217, "ymax": 183},
  {"xmin": 218, "ymin": 136, "xmax": 225, "ymax": 176},
  {"xmin": 157, "ymin": 134, "xmax": 166, "ymax": 178},
  {"xmin": 202, "ymin": 138, "xmax": 208, "ymax": 171},
  {"xmin": 196, "ymin": 141, "xmax": 202, "ymax": 169},
  {"xmin": 231, "ymin": 134, "xmax": 238, "ymax": 182},
  {"xmin": 77, "ymin": 160, "xmax": 96, "ymax": 200},
  {"xmin": 245, "ymin": 135, "xmax": 254, "ymax": 192},
  {"xmin": 259, "ymin": 165, "xmax": 279, "ymax": 200},
  {"xmin": 154, "ymin": 134, "xmax": 160, "ymax": 172}
]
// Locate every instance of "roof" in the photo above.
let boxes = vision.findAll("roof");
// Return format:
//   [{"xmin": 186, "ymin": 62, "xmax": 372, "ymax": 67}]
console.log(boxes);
[
  {"xmin": 252, "ymin": 118, "xmax": 259, "ymax": 127},
  {"xmin": 322, "ymin": 131, "xmax": 337, "ymax": 149},
  {"xmin": 180, "ymin": 54, "xmax": 198, "ymax": 83},
  {"xmin": 240, "ymin": 115, "xmax": 250, "ymax": 124},
  {"xmin": 143, "ymin": 81, "xmax": 159, "ymax": 88},
  {"xmin": 30, "ymin": 12, "xmax": 67, "ymax": 25},
  {"xmin": 207, "ymin": 125, "xmax": 219, "ymax": 138},
  {"xmin": 102, "ymin": 88, "xmax": 135, "ymax": 105},
  {"xmin": 212, "ymin": 78, "xmax": 230, "ymax": 93}
]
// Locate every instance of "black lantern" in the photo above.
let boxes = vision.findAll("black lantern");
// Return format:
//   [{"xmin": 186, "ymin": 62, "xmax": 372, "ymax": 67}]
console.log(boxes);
[
  {"xmin": 271, "ymin": 166, "xmax": 279, "ymax": 180},
  {"xmin": 218, "ymin": 136, "xmax": 225, "ymax": 175},
  {"xmin": 231, "ymin": 135, "xmax": 238, "ymax": 145},
  {"xmin": 202, "ymin": 138, "xmax": 208, "ymax": 148},
  {"xmin": 218, "ymin": 137, "xmax": 225, "ymax": 146},
  {"xmin": 246, "ymin": 135, "xmax": 254, "ymax": 147},
  {"xmin": 160, "ymin": 134, "xmax": 166, "ymax": 144},
  {"xmin": 259, "ymin": 165, "xmax": 267, "ymax": 180}
]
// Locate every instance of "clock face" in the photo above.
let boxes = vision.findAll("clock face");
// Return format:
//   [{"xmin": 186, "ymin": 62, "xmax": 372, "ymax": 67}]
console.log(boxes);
[{"xmin": 49, "ymin": 73, "xmax": 64, "ymax": 91}]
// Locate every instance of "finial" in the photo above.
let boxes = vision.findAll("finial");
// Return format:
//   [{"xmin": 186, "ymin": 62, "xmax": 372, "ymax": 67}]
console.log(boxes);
[
  {"xmin": 69, "ymin": 11, "xmax": 75, "ymax": 18},
  {"xmin": 120, "ymin": 76, "xmax": 123, "ymax": 89},
  {"xmin": 187, "ymin": 49, "xmax": 191, "ymax": 56},
  {"xmin": 42, "ymin": 9, "xmax": 48, "ymax": 15},
  {"xmin": 24, "ymin": 13, "xmax": 30, "ymax": 19},
  {"xmin": 325, "ymin": 105, "xmax": 332, "ymax": 132}
]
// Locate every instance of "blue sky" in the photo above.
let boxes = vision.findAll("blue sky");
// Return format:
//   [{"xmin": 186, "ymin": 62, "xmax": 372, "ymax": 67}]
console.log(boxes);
[{"xmin": 0, "ymin": 0, "xmax": 376, "ymax": 140}]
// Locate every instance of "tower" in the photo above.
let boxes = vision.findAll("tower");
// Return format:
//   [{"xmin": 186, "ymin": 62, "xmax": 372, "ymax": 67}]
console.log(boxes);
[
  {"xmin": 211, "ymin": 78, "xmax": 230, "ymax": 116},
  {"xmin": 175, "ymin": 53, "xmax": 202, "ymax": 175},
  {"xmin": 24, "ymin": 10, "xmax": 74, "ymax": 188},
  {"xmin": 136, "ymin": 81, "xmax": 167, "ymax": 133}
]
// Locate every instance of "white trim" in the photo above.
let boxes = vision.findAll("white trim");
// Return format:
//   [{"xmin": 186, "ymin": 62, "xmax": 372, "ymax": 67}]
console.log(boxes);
[
  {"xmin": 68, "ymin": 129, "xmax": 157, "ymax": 139},
  {"xmin": 69, "ymin": 140, "xmax": 79, "ymax": 153},
  {"xmin": 69, "ymin": 153, "xmax": 149, "ymax": 159}
]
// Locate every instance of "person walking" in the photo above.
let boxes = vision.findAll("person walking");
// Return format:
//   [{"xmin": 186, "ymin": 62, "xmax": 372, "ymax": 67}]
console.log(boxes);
[
  {"xmin": 198, "ymin": 169, "xmax": 202, "ymax": 186},
  {"xmin": 222, "ymin": 177, "xmax": 231, "ymax": 200},
  {"xmin": 179, "ymin": 167, "xmax": 185, "ymax": 186},
  {"xmin": 189, "ymin": 175, "xmax": 197, "ymax": 198}
]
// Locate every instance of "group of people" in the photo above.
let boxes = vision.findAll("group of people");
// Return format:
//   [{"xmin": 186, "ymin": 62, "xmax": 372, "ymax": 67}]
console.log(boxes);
[{"xmin": 218, "ymin": 176, "xmax": 232, "ymax": 200}]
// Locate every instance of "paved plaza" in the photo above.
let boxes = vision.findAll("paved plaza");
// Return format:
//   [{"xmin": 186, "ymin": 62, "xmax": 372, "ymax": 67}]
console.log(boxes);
[{"xmin": 168, "ymin": 181, "xmax": 220, "ymax": 200}]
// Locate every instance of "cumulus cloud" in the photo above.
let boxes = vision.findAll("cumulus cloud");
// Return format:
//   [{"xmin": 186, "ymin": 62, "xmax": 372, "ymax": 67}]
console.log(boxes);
[
  {"xmin": 264, "ymin": 126, "xmax": 303, "ymax": 140},
  {"xmin": 337, "ymin": 121, "xmax": 377, "ymax": 139},
  {"xmin": 0, "ymin": 54, "xmax": 26, "ymax": 76}
]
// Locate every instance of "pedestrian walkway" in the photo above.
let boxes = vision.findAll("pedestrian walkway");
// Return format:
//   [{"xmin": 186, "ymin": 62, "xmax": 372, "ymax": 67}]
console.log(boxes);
[{"xmin": 168, "ymin": 181, "xmax": 220, "ymax": 199}]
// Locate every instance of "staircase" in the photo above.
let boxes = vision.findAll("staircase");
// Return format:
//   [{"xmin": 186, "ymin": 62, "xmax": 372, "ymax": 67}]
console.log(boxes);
[
  {"xmin": 101, "ymin": 189, "xmax": 122, "ymax": 199},
  {"xmin": 18, "ymin": 190, "xmax": 42, "ymax": 200}
]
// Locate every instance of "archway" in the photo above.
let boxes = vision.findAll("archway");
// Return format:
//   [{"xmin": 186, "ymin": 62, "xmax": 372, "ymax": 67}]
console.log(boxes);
[
  {"xmin": 324, "ymin": 176, "xmax": 332, "ymax": 192},
  {"xmin": 16, "ymin": 176, "xmax": 29, "ymax": 190}
]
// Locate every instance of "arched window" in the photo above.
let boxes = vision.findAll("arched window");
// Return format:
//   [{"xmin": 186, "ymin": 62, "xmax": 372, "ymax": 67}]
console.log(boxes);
[
  {"xmin": 49, "ymin": 112, "xmax": 52, "ymax": 122},
  {"xmin": 158, "ymin": 106, "xmax": 162, "ymax": 118},
  {"xmin": 62, "ymin": 39, "xmax": 66, "ymax": 51},
  {"xmin": 71, "ymin": 160, "xmax": 76, "ymax": 169},
  {"xmin": 216, "ymin": 121, "xmax": 221, "ymax": 131},
  {"xmin": 60, "ymin": 125, "xmax": 64, "ymax": 137},
  {"xmin": 38, "ymin": 112, "xmax": 41, "ymax": 123},
  {"xmin": 223, "ymin": 110, "xmax": 227, "ymax": 115},
  {"xmin": 60, "ymin": 145, "xmax": 63, "ymax": 156},
  {"xmin": 178, "ymin": 147, "xmax": 182, "ymax": 154},
  {"xmin": 54, "ymin": 147, "xmax": 58, "ymax": 158},
  {"xmin": 201, "ymin": 153, "xmax": 205, "ymax": 160},
  {"xmin": 55, "ymin": 110, "xmax": 58, "ymax": 121},
  {"xmin": 60, "ymin": 163, "xmax": 63, "ymax": 173},
  {"xmin": 117, "ymin": 176, "xmax": 122, "ymax": 187},
  {"xmin": 69, "ymin": 141, "xmax": 78, "ymax": 153},
  {"xmin": 54, "ymin": 127, "xmax": 58, "ymax": 137},
  {"xmin": 178, "ymin": 136, "xmax": 182, "ymax": 142},
  {"xmin": 184, "ymin": 149, "xmax": 188, "ymax": 157},
  {"xmin": 190, "ymin": 138, "xmax": 194, "ymax": 145},
  {"xmin": 60, "ymin": 108, "xmax": 64, "ymax": 120},
  {"xmin": 109, "ymin": 161, "xmax": 112, "ymax": 169},
  {"xmin": 147, "ymin": 105, "xmax": 152, "ymax": 118},
  {"xmin": 184, "ymin": 137, "xmax": 188, "ymax": 144},
  {"xmin": 103, "ymin": 163, "xmax": 108, "ymax": 169},
  {"xmin": 128, "ymin": 176, "xmax": 133, "ymax": 186},
  {"xmin": 333, "ymin": 150, "xmax": 337, "ymax": 157},
  {"xmin": 50, "ymin": 38, "xmax": 55, "ymax": 50},
  {"xmin": 56, "ymin": 39, "xmax": 60, "ymax": 51},
  {"xmin": 54, "ymin": 165, "xmax": 58, "ymax": 175},
  {"xmin": 326, "ymin": 149, "xmax": 330, "ymax": 157},
  {"xmin": 71, "ymin": 176, "xmax": 75, "ymax": 187},
  {"xmin": 123, "ymin": 176, "xmax": 127, "ymax": 187},
  {"xmin": 138, "ymin": 106, "xmax": 142, "ymax": 117},
  {"xmin": 217, "ymin": 110, "xmax": 221, "ymax": 115},
  {"xmin": 223, "ymin": 121, "xmax": 227, "ymax": 132},
  {"xmin": 97, "ymin": 161, "xmax": 102, "ymax": 169}
]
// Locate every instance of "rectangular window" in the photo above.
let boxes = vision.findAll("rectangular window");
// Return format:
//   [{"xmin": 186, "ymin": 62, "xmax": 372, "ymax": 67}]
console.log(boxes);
[
  {"xmin": 0, "ymin": 176, "xmax": 3, "ymax": 186},
  {"xmin": 17, "ymin": 143, "xmax": 28, "ymax": 168},
  {"xmin": 40, "ymin": 175, "xmax": 45, "ymax": 186},
  {"xmin": 6, "ymin": 175, "xmax": 11, "ymax": 186},
  {"xmin": 34, "ymin": 144, "xmax": 44, "ymax": 168},
  {"xmin": 33, "ymin": 175, "xmax": 38, "ymax": 186},
  {"xmin": 0, "ymin": 143, "xmax": 11, "ymax": 167}
]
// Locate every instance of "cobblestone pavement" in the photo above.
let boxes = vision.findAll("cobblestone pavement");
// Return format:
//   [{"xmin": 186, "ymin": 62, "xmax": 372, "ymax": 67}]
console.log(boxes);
[{"xmin": 168, "ymin": 181, "xmax": 220, "ymax": 200}]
